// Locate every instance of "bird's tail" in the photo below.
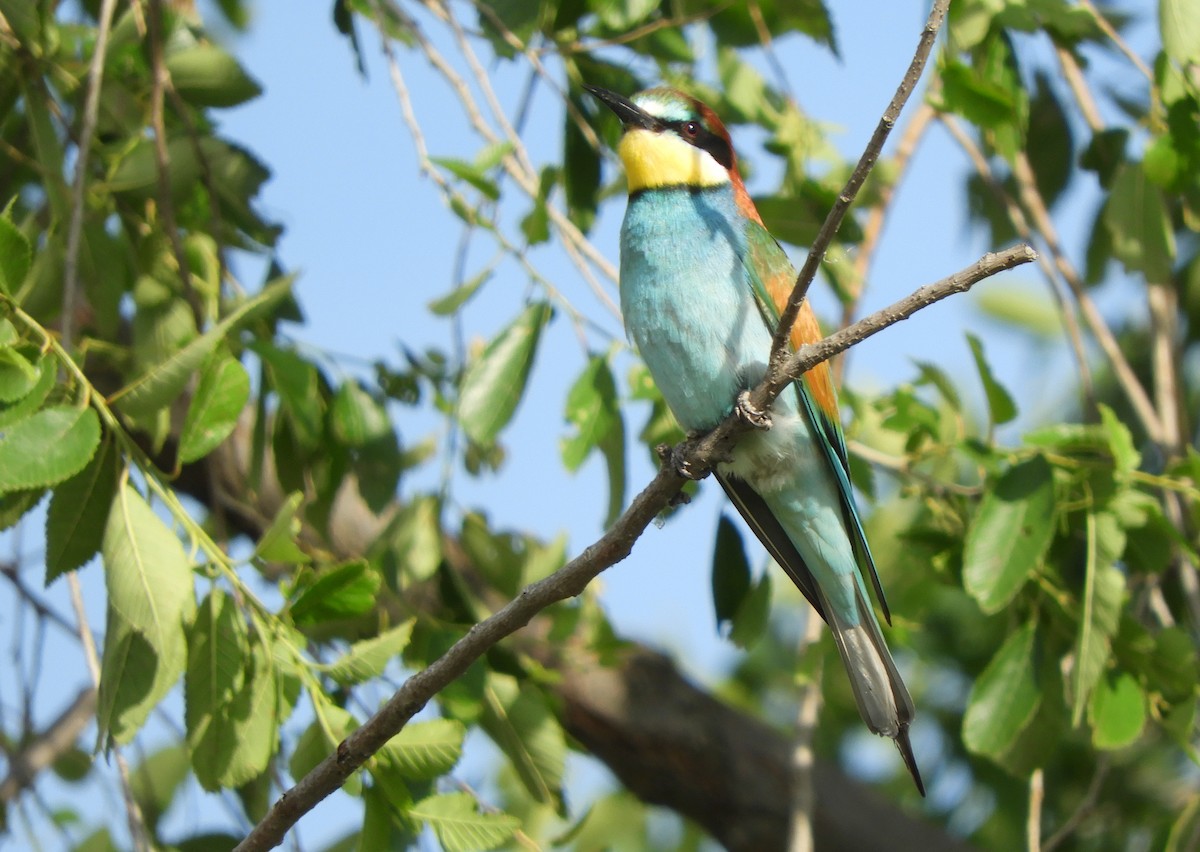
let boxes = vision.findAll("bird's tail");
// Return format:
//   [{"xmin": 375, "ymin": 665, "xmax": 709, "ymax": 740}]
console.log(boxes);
[{"xmin": 822, "ymin": 584, "xmax": 925, "ymax": 796}]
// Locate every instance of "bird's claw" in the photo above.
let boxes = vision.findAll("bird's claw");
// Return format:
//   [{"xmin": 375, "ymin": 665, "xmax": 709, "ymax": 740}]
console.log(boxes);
[
  {"xmin": 735, "ymin": 390, "xmax": 772, "ymax": 430},
  {"xmin": 657, "ymin": 440, "xmax": 706, "ymax": 481}
]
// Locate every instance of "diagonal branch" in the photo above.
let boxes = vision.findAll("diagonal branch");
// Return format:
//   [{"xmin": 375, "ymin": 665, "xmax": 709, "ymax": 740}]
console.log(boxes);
[
  {"xmin": 233, "ymin": 242, "xmax": 1036, "ymax": 852},
  {"xmin": 768, "ymin": 0, "xmax": 949, "ymax": 374}
]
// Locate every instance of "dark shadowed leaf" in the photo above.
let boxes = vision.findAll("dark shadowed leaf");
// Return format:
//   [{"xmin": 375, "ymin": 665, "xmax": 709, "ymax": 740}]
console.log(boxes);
[{"xmin": 45, "ymin": 439, "xmax": 119, "ymax": 583}]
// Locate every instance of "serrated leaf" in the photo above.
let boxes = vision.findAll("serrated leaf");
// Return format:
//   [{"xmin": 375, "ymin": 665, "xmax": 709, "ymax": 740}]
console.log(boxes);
[
  {"xmin": 0, "ymin": 213, "xmax": 31, "ymax": 295},
  {"xmin": 428, "ymin": 269, "xmax": 491, "ymax": 316},
  {"xmin": 711, "ymin": 515, "xmax": 751, "ymax": 635},
  {"xmin": 45, "ymin": 439, "xmax": 118, "ymax": 583},
  {"xmin": 480, "ymin": 674, "xmax": 565, "ymax": 809},
  {"xmin": 325, "ymin": 619, "xmax": 414, "ymax": 685},
  {"xmin": 252, "ymin": 491, "xmax": 309, "ymax": 564},
  {"xmin": 964, "ymin": 456, "xmax": 1056, "ymax": 612},
  {"xmin": 963, "ymin": 620, "xmax": 1040, "ymax": 760},
  {"xmin": 1089, "ymin": 671, "xmax": 1145, "ymax": 749},
  {"xmin": 377, "ymin": 717, "xmax": 465, "ymax": 780},
  {"xmin": 410, "ymin": 792, "xmax": 519, "ymax": 852},
  {"xmin": 289, "ymin": 560, "xmax": 379, "ymax": 626},
  {"xmin": 0, "ymin": 406, "xmax": 101, "ymax": 494},
  {"xmin": 179, "ymin": 355, "xmax": 250, "ymax": 463},
  {"xmin": 97, "ymin": 484, "xmax": 195, "ymax": 745},
  {"xmin": 966, "ymin": 333, "xmax": 1017, "ymax": 426},
  {"xmin": 458, "ymin": 302, "xmax": 550, "ymax": 445},
  {"xmin": 113, "ymin": 278, "xmax": 291, "ymax": 418},
  {"xmin": 166, "ymin": 43, "xmax": 263, "ymax": 108}
]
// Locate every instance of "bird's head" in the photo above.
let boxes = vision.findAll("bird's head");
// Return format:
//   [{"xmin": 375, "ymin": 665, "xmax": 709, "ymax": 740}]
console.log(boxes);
[{"xmin": 586, "ymin": 86, "xmax": 750, "ymax": 200}]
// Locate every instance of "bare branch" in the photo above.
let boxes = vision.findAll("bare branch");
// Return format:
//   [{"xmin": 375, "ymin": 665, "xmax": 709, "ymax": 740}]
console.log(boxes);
[
  {"xmin": 62, "ymin": 0, "xmax": 120, "ymax": 352},
  {"xmin": 233, "ymin": 243, "xmax": 1036, "ymax": 851},
  {"xmin": 768, "ymin": 0, "xmax": 949, "ymax": 374},
  {"xmin": 786, "ymin": 613, "xmax": 825, "ymax": 852},
  {"xmin": 0, "ymin": 689, "xmax": 96, "ymax": 803}
]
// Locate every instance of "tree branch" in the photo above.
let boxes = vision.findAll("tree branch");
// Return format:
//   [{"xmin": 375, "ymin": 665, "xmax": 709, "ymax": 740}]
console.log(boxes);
[
  {"xmin": 233, "ymin": 243, "xmax": 1036, "ymax": 851},
  {"xmin": 768, "ymin": 0, "xmax": 949, "ymax": 373}
]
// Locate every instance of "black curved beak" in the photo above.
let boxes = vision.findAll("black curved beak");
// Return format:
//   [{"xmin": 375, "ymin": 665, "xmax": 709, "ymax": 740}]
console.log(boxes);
[{"xmin": 584, "ymin": 85, "xmax": 661, "ymax": 132}]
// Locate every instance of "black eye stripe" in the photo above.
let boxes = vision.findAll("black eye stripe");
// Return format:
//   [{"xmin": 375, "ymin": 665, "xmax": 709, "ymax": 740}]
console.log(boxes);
[{"xmin": 666, "ymin": 119, "xmax": 733, "ymax": 170}]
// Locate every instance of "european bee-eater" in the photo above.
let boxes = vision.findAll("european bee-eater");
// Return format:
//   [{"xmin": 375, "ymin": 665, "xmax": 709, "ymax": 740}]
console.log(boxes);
[{"xmin": 587, "ymin": 85, "xmax": 924, "ymax": 795}]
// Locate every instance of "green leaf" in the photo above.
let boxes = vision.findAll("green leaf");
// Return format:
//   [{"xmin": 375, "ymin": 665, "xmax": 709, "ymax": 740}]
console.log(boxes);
[
  {"xmin": 254, "ymin": 342, "xmax": 324, "ymax": 449},
  {"xmin": 410, "ymin": 792, "xmax": 519, "ymax": 852},
  {"xmin": 166, "ymin": 43, "xmax": 263, "ymax": 108},
  {"xmin": 1098, "ymin": 404, "xmax": 1140, "ymax": 474},
  {"xmin": 0, "ymin": 346, "xmax": 42, "ymax": 402},
  {"xmin": 963, "ymin": 620, "xmax": 1041, "ymax": 760},
  {"xmin": 458, "ymin": 302, "xmax": 551, "ymax": 445},
  {"xmin": 428, "ymin": 269, "xmax": 491, "ymax": 316},
  {"xmin": 564, "ymin": 93, "xmax": 601, "ymax": 232},
  {"xmin": 0, "ymin": 354, "xmax": 55, "ymax": 428},
  {"xmin": 377, "ymin": 717, "xmax": 465, "ymax": 780},
  {"xmin": 114, "ymin": 278, "xmax": 291, "ymax": 418},
  {"xmin": 289, "ymin": 705, "xmax": 356, "ymax": 786},
  {"xmin": 179, "ymin": 355, "xmax": 251, "ymax": 463},
  {"xmin": 1071, "ymin": 510, "xmax": 1126, "ymax": 726},
  {"xmin": 0, "ymin": 406, "xmax": 101, "ymax": 494},
  {"xmin": 1089, "ymin": 671, "xmax": 1146, "ymax": 749},
  {"xmin": 252, "ymin": 491, "xmax": 310, "ymax": 564},
  {"xmin": 0, "ymin": 212, "xmax": 31, "ymax": 295},
  {"xmin": 480, "ymin": 674, "xmax": 565, "ymax": 809},
  {"xmin": 711, "ymin": 514, "xmax": 751, "ymax": 635},
  {"xmin": 729, "ymin": 571, "xmax": 771, "ymax": 650},
  {"xmin": 330, "ymin": 380, "xmax": 390, "ymax": 447},
  {"xmin": 430, "ymin": 156, "xmax": 501, "ymax": 200},
  {"xmin": 966, "ymin": 333, "xmax": 1017, "ymax": 426},
  {"xmin": 963, "ymin": 456, "xmax": 1056, "ymax": 613},
  {"xmin": 1104, "ymin": 164, "xmax": 1176, "ymax": 284},
  {"xmin": 186, "ymin": 588, "xmax": 250, "ymax": 790},
  {"xmin": 1161, "ymin": 0, "xmax": 1200, "ymax": 64},
  {"xmin": 45, "ymin": 439, "xmax": 119, "ymax": 583},
  {"xmin": 289, "ymin": 560, "xmax": 379, "ymax": 626},
  {"xmin": 325, "ymin": 619, "xmax": 415, "ymax": 685},
  {"xmin": 128, "ymin": 746, "xmax": 190, "ymax": 835},
  {"xmin": 97, "ymin": 484, "xmax": 196, "ymax": 745},
  {"xmin": 386, "ymin": 495, "xmax": 442, "ymax": 583},
  {"xmin": 560, "ymin": 353, "xmax": 626, "ymax": 526},
  {"xmin": 212, "ymin": 640, "xmax": 279, "ymax": 788}
]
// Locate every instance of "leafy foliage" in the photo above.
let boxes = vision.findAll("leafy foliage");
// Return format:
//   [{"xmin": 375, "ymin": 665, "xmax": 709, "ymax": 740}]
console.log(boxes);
[{"xmin": 1, "ymin": 0, "xmax": 1198, "ymax": 850}]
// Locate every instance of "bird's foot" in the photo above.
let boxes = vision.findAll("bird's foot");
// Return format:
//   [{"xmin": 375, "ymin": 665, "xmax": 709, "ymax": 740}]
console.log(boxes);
[
  {"xmin": 735, "ymin": 390, "xmax": 772, "ymax": 431},
  {"xmin": 657, "ymin": 440, "xmax": 706, "ymax": 481}
]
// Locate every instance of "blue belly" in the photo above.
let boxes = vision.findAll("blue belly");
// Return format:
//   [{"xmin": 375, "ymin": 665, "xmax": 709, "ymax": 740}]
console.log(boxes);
[{"xmin": 619, "ymin": 187, "xmax": 776, "ymax": 431}]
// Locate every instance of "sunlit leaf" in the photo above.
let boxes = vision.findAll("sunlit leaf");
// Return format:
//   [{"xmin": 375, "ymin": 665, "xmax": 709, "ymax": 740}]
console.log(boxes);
[
  {"xmin": 0, "ymin": 406, "xmax": 101, "ymax": 494},
  {"xmin": 963, "ymin": 620, "xmax": 1040, "ymax": 760},
  {"xmin": 963, "ymin": 456, "xmax": 1055, "ymax": 612}
]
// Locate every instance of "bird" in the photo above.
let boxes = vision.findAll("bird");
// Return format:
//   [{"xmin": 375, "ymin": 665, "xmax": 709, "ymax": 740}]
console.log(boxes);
[{"xmin": 585, "ymin": 84, "xmax": 924, "ymax": 796}]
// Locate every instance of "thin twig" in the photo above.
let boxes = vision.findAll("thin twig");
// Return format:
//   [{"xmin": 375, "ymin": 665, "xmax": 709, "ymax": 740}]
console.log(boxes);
[
  {"xmin": 233, "ymin": 243, "xmax": 1036, "ymax": 852},
  {"xmin": 1077, "ymin": 0, "xmax": 1154, "ymax": 82},
  {"xmin": 1041, "ymin": 759, "xmax": 1109, "ymax": 852},
  {"xmin": 62, "ymin": 0, "xmax": 120, "ymax": 353},
  {"xmin": 786, "ymin": 612, "xmax": 825, "ymax": 852},
  {"xmin": 1028, "ymin": 768, "xmax": 1044, "ymax": 852},
  {"xmin": 1010, "ymin": 148, "xmax": 1162, "ymax": 442},
  {"xmin": 0, "ymin": 688, "xmax": 97, "ymax": 803},
  {"xmin": 145, "ymin": 0, "xmax": 203, "ymax": 325},
  {"xmin": 837, "ymin": 101, "xmax": 934, "ymax": 383},
  {"xmin": 768, "ymin": 0, "xmax": 949, "ymax": 375},
  {"xmin": 937, "ymin": 113, "xmax": 1099, "ymax": 415}
]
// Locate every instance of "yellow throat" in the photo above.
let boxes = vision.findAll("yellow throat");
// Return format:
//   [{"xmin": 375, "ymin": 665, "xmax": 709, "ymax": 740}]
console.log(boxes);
[{"xmin": 617, "ymin": 128, "xmax": 731, "ymax": 192}]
